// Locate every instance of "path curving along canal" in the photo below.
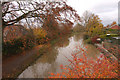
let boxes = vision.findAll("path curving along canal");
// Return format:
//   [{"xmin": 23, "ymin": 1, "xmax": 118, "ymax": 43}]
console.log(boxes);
[{"xmin": 18, "ymin": 34, "xmax": 101, "ymax": 78}]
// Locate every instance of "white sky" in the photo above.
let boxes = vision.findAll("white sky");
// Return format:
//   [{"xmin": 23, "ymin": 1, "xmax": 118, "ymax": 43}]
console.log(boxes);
[{"xmin": 67, "ymin": 0, "xmax": 119, "ymax": 26}]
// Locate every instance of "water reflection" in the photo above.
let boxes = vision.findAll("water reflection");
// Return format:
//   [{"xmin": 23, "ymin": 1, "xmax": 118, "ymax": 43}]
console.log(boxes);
[
  {"xmin": 54, "ymin": 35, "xmax": 70, "ymax": 48},
  {"xmin": 18, "ymin": 34, "xmax": 100, "ymax": 78},
  {"xmin": 37, "ymin": 47, "xmax": 58, "ymax": 64},
  {"xmin": 74, "ymin": 33, "xmax": 84, "ymax": 41}
]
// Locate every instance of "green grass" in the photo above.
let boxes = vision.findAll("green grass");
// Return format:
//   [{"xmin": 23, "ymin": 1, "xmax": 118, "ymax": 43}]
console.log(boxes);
[{"xmin": 100, "ymin": 34, "xmax": 118, "ymax": 39}]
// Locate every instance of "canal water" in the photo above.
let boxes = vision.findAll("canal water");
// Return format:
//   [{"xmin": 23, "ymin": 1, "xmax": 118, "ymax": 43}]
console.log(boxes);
[{"xmin": 18, "ymin": 34, "xmax": 101, "ymax": 78}]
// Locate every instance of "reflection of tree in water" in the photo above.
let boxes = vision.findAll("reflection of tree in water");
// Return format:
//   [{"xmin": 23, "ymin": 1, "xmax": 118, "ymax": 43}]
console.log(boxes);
[
  {"xmin": 37, "ymin": 45, "xmax": 58, "ymax": 64},
  {"xmin": 19, "ymin": 36, "xmax": 71, "ymax": 78},
  {"xmin": 28, "ymin": 36, "xmax": 71, "ymax": 77},
  {"xmin": 38, "ymin": 35, "xmax": 71, "ymax": 64},
  {"xmin": 56, "ymin": 38, "xmax": 69, "ymax": 48},
  {"xmin": 73, "ymin": 32, "xmax": 100, "ymax": 60},
  {"xmin": 18, "ymin": 46, "xmax": 59, "ymax": 78},
  {"xmin": 74, "ymin": 33, "xmax": 84, "ymax": 41},
  {"xmin": 54, "ymin": 35, "xmax": 70, "ymax": 48},
  {"xmin": 35, "ymin": 34, "xmax": 71, "ymax": 64}
]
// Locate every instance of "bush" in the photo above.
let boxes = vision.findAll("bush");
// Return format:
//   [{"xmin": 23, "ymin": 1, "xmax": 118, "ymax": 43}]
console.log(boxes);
[
  {"xmin": 3, "ymin": 38, "xmax": 24, "ymax": 56},
  {"xmin": 33, "ymin": 27, "xmax": 48, "ymax": 44},
  {"xmin": 3, "ymin": 37, "xmax": 35, "ymax": 56},
  {"xmin": 36, "ymin": 37, "xmax": 48, "ymax": 45},
  {"xmin": 23, "ymin": 38, "xmax": 35, "ymax": 50},
  {"xmin": 49, "ymin": 47, "xmax": 118, "ymax": 78},
  {"xmin": 33, "ymin": 28, "xmax": 47, "ymax": 39}
]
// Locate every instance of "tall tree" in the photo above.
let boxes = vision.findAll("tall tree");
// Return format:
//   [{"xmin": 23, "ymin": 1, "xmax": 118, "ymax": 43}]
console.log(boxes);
[
  {"xmin": 82, "ymin": 11, "xmax": 103, "ymax": 36},
  {"xmin": 81, "ymin": 11, "xmax": 92, "ymax": 27}
]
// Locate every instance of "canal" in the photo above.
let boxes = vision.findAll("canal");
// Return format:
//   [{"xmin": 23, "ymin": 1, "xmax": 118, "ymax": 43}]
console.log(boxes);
[{"xmin": 18, "ymin": 33, "xmax": 101, "ymax": 78}]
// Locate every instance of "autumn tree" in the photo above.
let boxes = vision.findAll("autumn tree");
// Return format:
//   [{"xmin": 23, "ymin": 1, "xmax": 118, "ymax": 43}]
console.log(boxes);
[
  {"xmin": 33, "ymin": 27, "xmax": 47, "ymax": 44},
  {"xmin": 2, "ymin": 0, "xmax": 80, "ymax": 32},
  {"xmin": 82, "ymin": 11, "xmax": 104, "ymax": 37}
]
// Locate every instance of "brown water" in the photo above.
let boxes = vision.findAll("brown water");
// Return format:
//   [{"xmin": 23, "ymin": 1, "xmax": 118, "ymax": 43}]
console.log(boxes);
[{"xmin": 18, "ymin": 34, "xmax": 100, "ymax": 78}]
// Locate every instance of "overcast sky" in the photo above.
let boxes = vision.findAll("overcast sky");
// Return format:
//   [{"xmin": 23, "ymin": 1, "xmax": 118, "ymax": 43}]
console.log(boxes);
[{"xmin": 67, "ymin": 0, "xmax": 119, "ymax": 26}]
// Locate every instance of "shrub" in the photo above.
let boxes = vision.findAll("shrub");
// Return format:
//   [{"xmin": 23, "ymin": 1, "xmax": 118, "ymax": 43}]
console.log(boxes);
[
  {"xmin": 33, "ymin": 28, "xmax": 47, "ymax": 44},
  {"xmin": 23, "ymin": 38, "xmax": 35, "ymax": 50},
  {"xmin": 33, "ymin": 28, "xmax": 47, "ymax": 39},
  {"xmin": 3, "ymin": 38, "xmax": 24, "ymax": 56},
  {"xmin": 49, "ymin": 47, "xmax": 118, "ymax": 78},
  {"xmin": 3, "ymin": 37, "xmax": 35, "ymax": 56}
]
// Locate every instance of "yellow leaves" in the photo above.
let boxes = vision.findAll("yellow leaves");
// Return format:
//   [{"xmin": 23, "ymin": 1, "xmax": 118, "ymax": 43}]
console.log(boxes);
[
  {"xmin": 86, "ymin": 13, "xmax": 104, "ymax": 36},
  {"xmin": 33, "ymin": 28, "xmax": 47, "ymax": 38}
]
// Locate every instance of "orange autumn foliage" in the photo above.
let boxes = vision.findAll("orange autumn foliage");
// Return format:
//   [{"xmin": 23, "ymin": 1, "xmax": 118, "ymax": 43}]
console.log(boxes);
[{"xmin": 49, "ymin": 47, "xmax": 118, "ymax": 78}]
